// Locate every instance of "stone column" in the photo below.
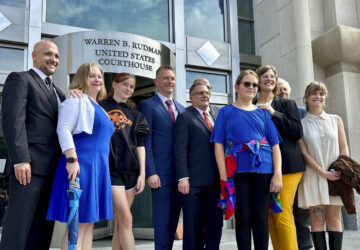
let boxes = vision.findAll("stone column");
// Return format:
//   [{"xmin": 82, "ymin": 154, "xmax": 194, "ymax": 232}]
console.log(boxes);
[{"xmin": 255, "ymin": 0, "xmax": 314, "ymax": 104}]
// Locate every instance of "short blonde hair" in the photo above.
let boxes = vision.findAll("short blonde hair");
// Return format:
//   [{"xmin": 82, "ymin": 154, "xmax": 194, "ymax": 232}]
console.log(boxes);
[
  {"xmin": 70, "ymin": 61, "xmax": 107, "ymax": 101},
  {"xmin": 303, "ymin": 81, "xmax": 328, "ymax": 110}
]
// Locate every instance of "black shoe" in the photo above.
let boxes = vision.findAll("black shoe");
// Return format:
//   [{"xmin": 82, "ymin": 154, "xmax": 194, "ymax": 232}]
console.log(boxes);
[
  {"xmin": 328, "ymin": 231, "xmax": 343, "ymax": 250},
  {"xmin": 311, "ymin": 231, "xmax": 327, "ymax": 250}
]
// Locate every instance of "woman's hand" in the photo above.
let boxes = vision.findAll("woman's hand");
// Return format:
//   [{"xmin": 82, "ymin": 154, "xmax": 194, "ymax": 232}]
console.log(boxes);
[
  {"xmin": 270, "ymin": 173, "xmax": 282, "ymax": 193},
  {"xmin": 135, "ymin": 174, "xmax": 145, "ymax": 194},
  {"xmin": 257, "ymin": 104, "xmax": 275, "ymax": 116},
  {"xmin": 66, "ymin": 162, "xmax": 80, "ymax": 184},
  {"xmin": 320, "ymin": 169, "xmax": 341, "ymax": 181},
  {"xmin": 220, "ymin": 174, "xmax": 228, "ymax": 182}
]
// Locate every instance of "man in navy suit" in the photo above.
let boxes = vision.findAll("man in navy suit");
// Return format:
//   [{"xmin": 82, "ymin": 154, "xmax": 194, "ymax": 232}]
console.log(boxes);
[
  {"xmin": 174, "ymin": 79, "xmax": 223, "ymax": 250},
  {"xmin": 138, "ymin": 65, "xmax": 185, "ymax": 250}
]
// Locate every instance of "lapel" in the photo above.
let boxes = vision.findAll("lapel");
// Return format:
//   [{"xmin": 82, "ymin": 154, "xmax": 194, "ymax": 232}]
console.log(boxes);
[
  {"xmin": 209, "ymin": 105, "xmax": 218, "ymax": 120},
  {"xmin": 29, "ymin": 69, "xmax": 59, "ymax": 113},
  {"xmin": 188, "ymin": 106, "xmax": 212, "ymax": 133},
  {"xmin": 153, "ymin": 94, "xmax": 174, "ymax": 124},
  {"xmin": 271, "ymin": 95, "xmax": 281, "ymax": 110},
  {"xmin": 173, "ymin": 99, "xmax": 184, "ymax": 114}
]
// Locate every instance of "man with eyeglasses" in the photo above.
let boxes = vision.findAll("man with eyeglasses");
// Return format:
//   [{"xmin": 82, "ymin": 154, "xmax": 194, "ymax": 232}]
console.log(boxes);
[{"xmin": 174, "ymin": 78, "xmax": 223, "ymax": 250}]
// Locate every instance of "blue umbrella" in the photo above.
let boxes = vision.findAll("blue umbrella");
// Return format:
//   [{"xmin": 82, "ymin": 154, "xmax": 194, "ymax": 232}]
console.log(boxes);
[{"xmin": 67, "ymin": 177, "xmax": 82, "ymax": 250}]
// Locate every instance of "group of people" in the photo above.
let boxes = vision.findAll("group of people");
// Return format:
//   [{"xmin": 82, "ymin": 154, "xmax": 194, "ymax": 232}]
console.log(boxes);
[{"xmin": 0, "ymin": 39, "xmax": 350, "ymax": 250}]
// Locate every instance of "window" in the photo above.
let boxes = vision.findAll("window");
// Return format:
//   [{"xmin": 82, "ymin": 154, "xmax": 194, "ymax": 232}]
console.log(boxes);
[
  {"xmin": 184, "ymin": 0, "xmax": 225, "ymax": 41},
  {"xmin": 237, "ymin": 0, "xmax": 255, "ymax": 54},
  {"xmin": 0, "ymin": 47, "xmax": 24, "ymax": 72},
  {"xmin": 46, "ymin": 0, "xmax": 170, "ymax": 42},
  {"xmin": 0, "ymin": 0, "xmax": 25, "ymax": 8},
  {"xmin": 186, "ymin": 70, "xmax": 227, "ymax": 93}
]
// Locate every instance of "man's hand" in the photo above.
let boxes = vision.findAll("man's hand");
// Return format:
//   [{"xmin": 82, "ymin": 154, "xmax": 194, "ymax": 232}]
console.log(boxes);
[
  {"xmin": 147, "ymin": 174, "xmax": 161, "ymax": 189},
  {"xmin": 178, "ymin": 179, "xmax": 190, "ymax": 194},
  {"xmin": 67, "ymin": 89, "xmax": 83, "ymax": 98},
  {"xmin": 14, "ymin": 163, "xmax": 31, "ymax": 185}
]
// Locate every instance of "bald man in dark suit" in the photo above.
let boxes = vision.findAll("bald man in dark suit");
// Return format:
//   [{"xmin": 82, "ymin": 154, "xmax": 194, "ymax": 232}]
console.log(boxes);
[{"xmin": 0, "ymin": 41, "xmax": 66, "ymax": 250}]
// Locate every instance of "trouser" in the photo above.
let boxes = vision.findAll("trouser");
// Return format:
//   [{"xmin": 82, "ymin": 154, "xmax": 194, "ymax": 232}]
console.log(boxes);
[
  {"xmin": 233, "ymin": 173, "xmax": 272, "ymax": 250},
  {"xmin": 182, "ymin": 184, "xmax": 223, "ymax": 250},
  {"xmin": 293, "ymin": 191, "xmax": 312, "ymax": 250},
  {"xmin": 0, "ymin": 174, "xmax": 55, "ymax": 250},
  {"xmin": 151, "ymin": 175, "xmax": 182, "ymax": 250},
  {"xmin": 268, "ymin": 172, "xmax": 303, "ymax": 250}
]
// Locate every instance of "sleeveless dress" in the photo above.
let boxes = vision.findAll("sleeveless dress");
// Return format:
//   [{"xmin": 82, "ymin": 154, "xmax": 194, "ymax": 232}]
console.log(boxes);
[
  {"xmin": 47, "ymin": 99, "xmax": 114, "ymax": 223},
  {"xmin": 297, "ymin": 111, "xmax": 343, "ymax": 208}
]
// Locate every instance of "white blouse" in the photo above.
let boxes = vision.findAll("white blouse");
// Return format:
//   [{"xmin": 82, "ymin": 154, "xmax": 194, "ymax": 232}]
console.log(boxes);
[
  {"xmin": 56, "ymin": 94, "xmax": 95, "ymax": 152},
  {"xmin": 297, "ymin": 111, "xmax": 343, "ymax": 208}
]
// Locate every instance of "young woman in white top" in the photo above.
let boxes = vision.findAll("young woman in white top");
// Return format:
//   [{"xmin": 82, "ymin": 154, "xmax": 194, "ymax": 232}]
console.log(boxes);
[{"xmin": 297, "ymin": 81, "xmax": 349, "ymax": 250}]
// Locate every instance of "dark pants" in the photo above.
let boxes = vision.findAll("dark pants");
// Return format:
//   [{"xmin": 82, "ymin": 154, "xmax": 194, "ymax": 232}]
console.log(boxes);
[
  {"xmin": 293, "ymin": 192, "xmax": 312, "ymax": 250},
  {"xmin": 0, "ymin": 174, "xmax": 55, "ymax": 250},
  {"xmin": 182, "ymin": 184, "xmax": 223, "ymax": 250},
  {"xmin": 233, "ymin": 173, "xmax": 272, "ymax": 250},
  {"xmin": 151, "ymin": 175, "xmax": 182, "ymax": 250}
]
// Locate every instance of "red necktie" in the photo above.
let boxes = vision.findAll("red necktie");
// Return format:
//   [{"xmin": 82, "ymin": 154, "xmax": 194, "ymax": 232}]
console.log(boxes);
[
  {"xmin": 203, "ymin": 111, "xmax": 213, "ymax": 131},
  {"xmin": 165, "ymin": 100, "xmax": 176, "ymax": 124}
]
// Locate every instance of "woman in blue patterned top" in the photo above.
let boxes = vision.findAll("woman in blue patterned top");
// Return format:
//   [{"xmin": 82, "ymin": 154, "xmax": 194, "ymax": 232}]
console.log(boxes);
[{"xmin": 211, "ymin": 70, "xmax": 282, "ymax": 250}]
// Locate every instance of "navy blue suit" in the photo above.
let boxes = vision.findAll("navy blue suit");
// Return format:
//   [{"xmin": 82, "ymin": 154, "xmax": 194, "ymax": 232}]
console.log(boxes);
[
  {"xmin": 138, "ymin": 94, "xmax": 185, "ymax": 250},
  {"xmin": 174, "ymin": 105, "xmax": 223, "ymax": 250}
]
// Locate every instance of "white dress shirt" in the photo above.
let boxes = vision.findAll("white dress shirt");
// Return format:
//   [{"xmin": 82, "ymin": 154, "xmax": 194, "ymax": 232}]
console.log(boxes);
[{"xmin": 156, "ymin": 92, "xmax": 179, "ymax": 119}]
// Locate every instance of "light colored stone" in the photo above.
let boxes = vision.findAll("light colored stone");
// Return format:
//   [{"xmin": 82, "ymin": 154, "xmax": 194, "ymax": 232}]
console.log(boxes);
[
  {"xmin": 312, "ymin": 25, "xmax": 360, "ymax": 69},
  {"xmin": 257, "ymin": 35, "xmax": 282, "ymax": 71},
  {"xmin": 323, "ymin": 0, "xmax": 337, "ymax": 30},
  {"xmin": 277, "ymin": 0, "xmax": 290, "ymax": 10},
  {"xmin": 254, "ymin": 0, "xmax": 279, "ymax": 47},
  {"xmin": 333, "ymin": 0, "xmax": 359, "ymax": 28},
  {"xmin": 281, "ymin": 46, "xmax": 314, "ymax": 104},
  {"xmin": 313, "ymin": 62, "xmax": 326, "ymax": 83},
  {"xmin": 309, "ymin": 0, "xmax": 325, "ymax": 39},
  {"xmin": 279, "ymin": 2, "xmax": 296, "ymax": 56}
]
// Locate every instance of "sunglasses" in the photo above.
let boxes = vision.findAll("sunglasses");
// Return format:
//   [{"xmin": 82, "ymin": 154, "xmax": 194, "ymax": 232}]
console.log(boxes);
[
  {"xmin": 241, "ymin": 81, "xmax": 259, "ymax": 89},
  {"xmin": 191, "ymin": 91, "xmax": 211, "ymax": 96}
]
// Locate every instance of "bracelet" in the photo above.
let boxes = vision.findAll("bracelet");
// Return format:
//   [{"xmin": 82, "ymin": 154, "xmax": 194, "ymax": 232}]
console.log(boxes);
[{"xmin": 317, "ymin": 167, "xmax": 321, "ymax": 175}]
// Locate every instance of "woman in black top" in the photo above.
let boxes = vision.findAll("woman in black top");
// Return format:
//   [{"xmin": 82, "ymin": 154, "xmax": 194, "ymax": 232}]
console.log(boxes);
[
  {"xmin": 99, "ymin": 73, "xmax": 148, "ymax": 250},
  {"xmin": 255, "ymin": 65, "xmax": 305, "ymax": 250}
]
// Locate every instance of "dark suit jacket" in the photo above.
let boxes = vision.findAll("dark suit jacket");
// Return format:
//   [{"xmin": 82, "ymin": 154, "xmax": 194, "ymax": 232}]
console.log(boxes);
[
  {"xmin": 2, "ymin": 69, "xmax": 66, "ymax": 177},
  {"xmin": 174, "ymin": 105, "xmax": 219, "ymax": 187},
  {"xmin": 271, "ymin": 96, "xmax": 305, "ymax": 174},
  {"xmin": 138, "ymin": 94, "xmax": 185, "ymax": 177}
]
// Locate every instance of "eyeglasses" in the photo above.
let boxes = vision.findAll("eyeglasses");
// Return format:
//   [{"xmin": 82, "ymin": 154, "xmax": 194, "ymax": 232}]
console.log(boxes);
[
  {"xmin": 261, "ymin": 74, "xmax": 276, "ymax": 79},
  {"xmin": 191, "ymin": 91, "xmax": 211, "ymax": 96},
  {"xmin": 241, "ymin": 81, "xmax": 259, "ymax": 89}
]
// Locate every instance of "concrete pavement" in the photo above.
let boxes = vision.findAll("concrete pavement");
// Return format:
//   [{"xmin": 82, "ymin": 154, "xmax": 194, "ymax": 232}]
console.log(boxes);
[{"xmin": 87, "ymin": 229, "xmax": 360, "ymax": 250}]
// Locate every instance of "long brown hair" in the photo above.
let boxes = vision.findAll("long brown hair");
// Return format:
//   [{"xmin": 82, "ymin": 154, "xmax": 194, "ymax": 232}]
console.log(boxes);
[
  {"xmin": 256, "ymin": 65, "xmax": 278, "ymax": 94},
  {"xmin": 110, "ymin": 73, "xmax": 136, "ymax": 110},
  {"xmin": 69, "ymin": 61, "xmax": 107, "ymax": 101}
]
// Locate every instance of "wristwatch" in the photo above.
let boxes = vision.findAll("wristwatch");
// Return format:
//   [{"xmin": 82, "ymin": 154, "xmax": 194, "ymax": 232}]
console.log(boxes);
[{"xmin": 66, "ymin": 157, "xmax": 78, "ymax": 163}]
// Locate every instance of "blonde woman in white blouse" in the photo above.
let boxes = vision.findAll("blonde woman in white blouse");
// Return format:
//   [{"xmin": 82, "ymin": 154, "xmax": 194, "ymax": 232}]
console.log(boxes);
[{"xmin": 297, "ymin": 81, "xmax": 349, "ymax": 250}]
